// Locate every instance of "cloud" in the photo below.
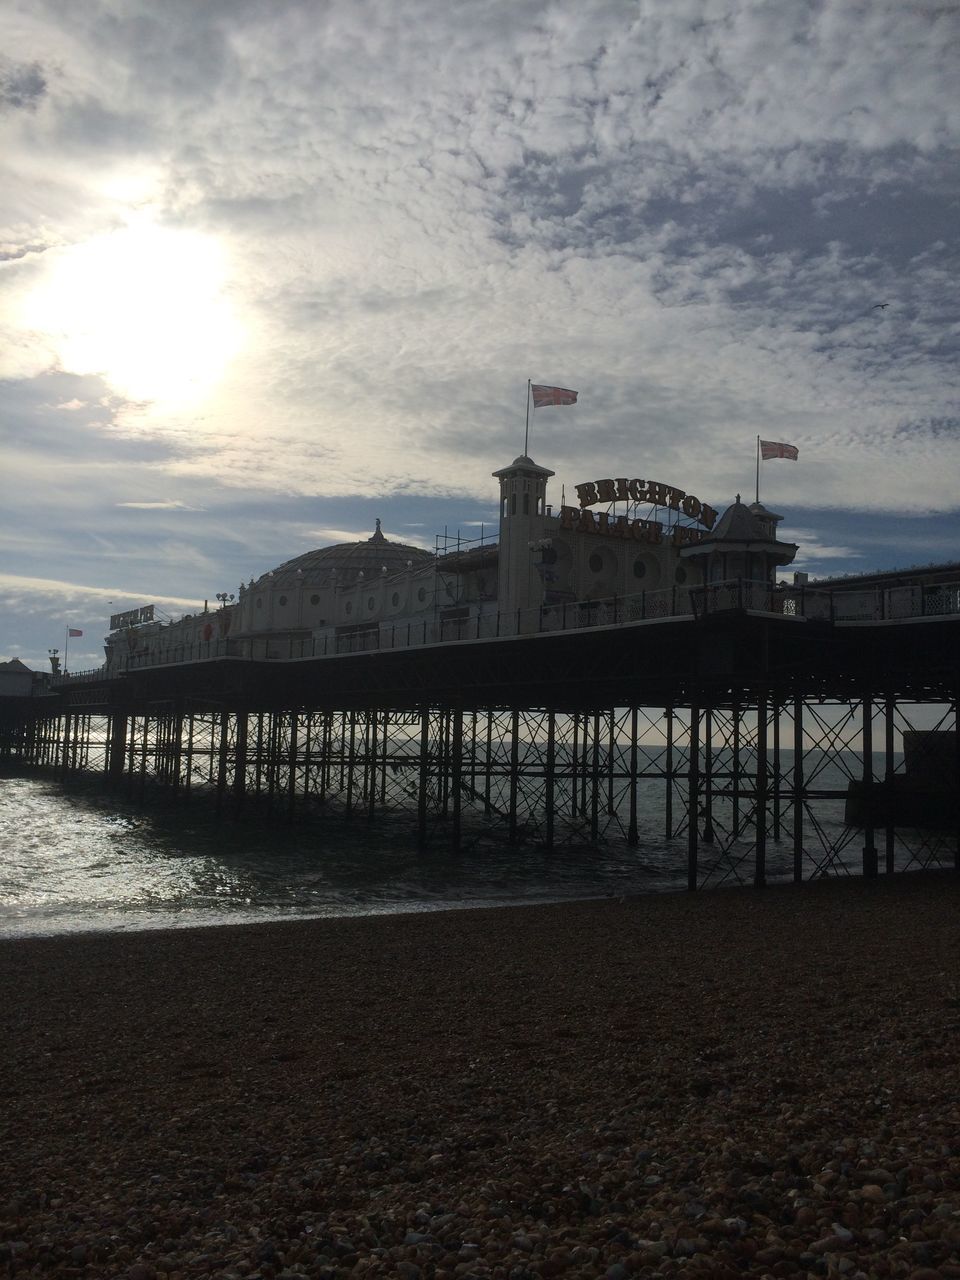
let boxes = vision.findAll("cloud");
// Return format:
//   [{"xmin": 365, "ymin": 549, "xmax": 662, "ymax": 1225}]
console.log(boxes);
[
  {"xmin": 783, "ymin": 532, "xmax": 865, "ymax": 566},
  {"xmin": 0, "ymin": 57, "xmax": 47, "ymax": 112},
  {"xmin": 115, "ymin": 500, "xmax": 203, "ymax": 510},
  {"xmin": 0, "ymin": 572, "xmax": 201, "ymax": 611},
  {"xmin": 1, "ymin": 0, "xmax": 959, "ymax": 667}
]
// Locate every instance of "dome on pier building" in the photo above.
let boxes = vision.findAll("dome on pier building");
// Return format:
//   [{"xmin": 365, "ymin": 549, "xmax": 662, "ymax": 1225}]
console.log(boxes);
[
  {"xmin": 233, "ymin": 519, "xmax": 440, "ymax": 655},
  {"xmin": 679, "ymin": 495, "xmax": 797, "ymax": 583},
  {"xmin": 251, "ymin": 520, "xmax": 434, "ymax": 590}
]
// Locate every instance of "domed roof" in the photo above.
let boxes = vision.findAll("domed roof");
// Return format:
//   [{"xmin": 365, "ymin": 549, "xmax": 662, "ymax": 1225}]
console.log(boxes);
[{"xmin": 254, "ymin": 520, "xmax": 434, "ymax": 589}]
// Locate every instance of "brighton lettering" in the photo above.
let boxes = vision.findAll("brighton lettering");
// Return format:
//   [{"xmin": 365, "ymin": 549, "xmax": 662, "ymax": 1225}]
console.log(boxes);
[
  {"xmin": 559, "ymin": 506, "xmax": 704, "ymax": 547},
  {"xmin": 574, "ymin": 477, "xmax": 717, "ymax": 531}
]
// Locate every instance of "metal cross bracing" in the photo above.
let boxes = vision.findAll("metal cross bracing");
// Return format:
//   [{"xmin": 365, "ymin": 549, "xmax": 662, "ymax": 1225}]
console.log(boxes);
[
  {"xmin": 4, "ymin": 685, "xmax": 956, "ymax": 887},
  {"xmin": 677, "ymin": 693, "xmax": 960, "ymax": 890},
  {"xmin": 861, "ymin": 696, "xmax": 958, "ymax": 876},
  {"xmin": 4, "ymin": 710, "xmax": 111, "ymax": 778}
]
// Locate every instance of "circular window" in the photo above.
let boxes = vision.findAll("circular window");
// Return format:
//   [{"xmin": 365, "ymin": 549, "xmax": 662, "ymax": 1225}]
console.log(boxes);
[
  {"xmin": 417, "ymin": 587, "xmax": 426, "ymax": 602},
  {"xmin": 310, "ymin": 594, "xmax": 320, "ymax": 606},
  {"xmin": 633, "ymin": 559, "xmax": 647, "ymax": 579},
  {"xmin": 391, "ymin": 592, "xmax": 400, "ymax": 606},
  {"xmin": 345, "ymin": 602, "xmax": 353, "ymax": 615},
  {"xmin": 368, "ymin": 596, "xmax": 376, "ymax": 610},
  {"xmin": 589, "ymin": 552, "xmax": 604, "ymax": 573},
  {"xmin": 541, "ymin": 547, "xmax": 557, "ymax": 565},
  {"xmin": 278, "ymin": 594, "xmax": 287, "ymax": 606},
  {"xmin": 675, "ymin": 567, "xmax": 687, "ymax": 584},
  {"xmin": 256, "ymin": 598, "xmax": 262, "ymax": 609}
]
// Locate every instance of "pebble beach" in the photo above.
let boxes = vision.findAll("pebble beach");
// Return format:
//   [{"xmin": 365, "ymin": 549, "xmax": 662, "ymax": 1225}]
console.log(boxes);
[{"xmin": 1, "ymin": 873, "xmax": 959, "ymax": 1280}]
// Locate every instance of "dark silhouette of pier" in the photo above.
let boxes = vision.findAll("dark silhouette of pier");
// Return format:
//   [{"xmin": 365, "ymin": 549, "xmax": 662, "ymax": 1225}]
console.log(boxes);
[{"xmin": 2, "ymin": 573, "xmax": 958, "ymax": 890}]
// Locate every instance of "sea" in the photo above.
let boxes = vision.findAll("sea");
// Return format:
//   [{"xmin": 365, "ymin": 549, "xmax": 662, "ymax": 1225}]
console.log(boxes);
[{"xmin": 0, "ymin": 757, "xmax": 947, "ymax": 939}]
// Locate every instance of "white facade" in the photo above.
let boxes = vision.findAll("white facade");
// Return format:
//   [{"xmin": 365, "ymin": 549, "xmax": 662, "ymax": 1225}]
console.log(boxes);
[{"xmin": 104, "ymin": 455, "xmax": 798, "ymax": 668}]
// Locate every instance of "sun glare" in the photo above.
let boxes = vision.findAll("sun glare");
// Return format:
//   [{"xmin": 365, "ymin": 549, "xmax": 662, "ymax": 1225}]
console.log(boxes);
[{"xmin": 23, "ymin": 217, "xmax": 243, "ymax": 406}]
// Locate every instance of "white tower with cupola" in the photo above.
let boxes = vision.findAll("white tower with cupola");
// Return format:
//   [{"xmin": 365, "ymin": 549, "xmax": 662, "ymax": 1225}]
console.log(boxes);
[{"xmin": 493, "ymin": 454, "xmax": 555, "ymax": 615}]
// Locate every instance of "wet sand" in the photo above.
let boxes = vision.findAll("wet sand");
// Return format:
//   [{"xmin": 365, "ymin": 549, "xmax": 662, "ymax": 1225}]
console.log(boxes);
[{"xmin": 1, "ymin": 873, "xmax": 959, "ymax": 1278}]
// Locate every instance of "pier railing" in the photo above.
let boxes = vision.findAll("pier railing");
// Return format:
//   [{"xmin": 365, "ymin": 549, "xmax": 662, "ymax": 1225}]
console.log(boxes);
[{"xmin": 51, "ymin": 574, "xmax": 960, "ymax": 680}]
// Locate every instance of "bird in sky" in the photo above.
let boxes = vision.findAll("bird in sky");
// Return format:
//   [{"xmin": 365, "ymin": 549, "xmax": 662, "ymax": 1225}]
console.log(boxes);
[{"xmin": 873, "ymin": 302, "xmax": 890, "ymax": 309}]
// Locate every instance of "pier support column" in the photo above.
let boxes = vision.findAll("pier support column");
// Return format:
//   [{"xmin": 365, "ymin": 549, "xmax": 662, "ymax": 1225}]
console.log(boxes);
[
  {"xmin": 59, "ymin": 712, "xmax": 72, "ymax": 781},
  {"xmin": 107, "ymin": 711, "xmax": 127, "ymax": 786},
  {"xmin": 215, "ymin": 708, "xmax": 230, "ymax": 815},
  {"xmin": 702, "ymin": 708, "xmax": 714, "ymax": 844},
  {"xmin": 627, "ymin": 707, "xmax": 639, "ymax": 847},
  {"xmin": 606, "ymin": 710, "xmax": 616, "ymax": 816},
  {"xmin": 665, "ymin": 705, "xmax": 674, "ymax": 839},
  {"xmin": 138, "ymin": 714, "xmax": 150, "ymax": 804},
  {"xmin": 170, "ymin": 708, "xmax": 185, "ymax": 793},
  {"xmin": 570, "ymin": 713, "xmax": 580, "ymax": 820},
  {"xmin": 233, "ymin": 709, "xmax": 248, "ymax": 806},
  {"xmin": 590, "ymin": 711, "xmax": 600, "ymax": 842},
  {"xmin": 545, "ymin": 709, "xmax": 556, "ymax": 852},
  {"xmin": 755, "ymin": 694, "xmax": 767, "ymax": 888},
  {"xmin": 793, "ymin": 697, "xmax": 804, "ymax": 882},
  {"xmin": 417, "ymin": 705, "xmax": 430, "ymax": 850},
  {"xmin": 687, "ymin": 703, "xmax": 700, "ymax": 890},
  {"xmin": 861, "ymin": 695, "xmax": 878, "ymax": 878},
  {"xmin": 884, "ymin": 696, "xmax": 895, "ymax": 875},
  {"xmin": 451, "ymin": 705, "xmax": 463, "ymax": 852},
  {"xmin": 732, "ymin": 701, "xmax": 741, "ymax": 838},
  {"xmin": 287, "ymin": 712, "xmax": 299, "ymax": 818},
  {"xmin": 345, "ymin": 711, "xmax": 356, "ymax": 815},
  {"xmin": 509, "ymin": 709, "xmax": 520, "ymax": 843},
  {"xmin": 772, "ymin": 700, "xmax": 782, "ymax": 841},
  {"xmin": 253, "ymin": 713, "xmax": 264, "ymax": 797}
]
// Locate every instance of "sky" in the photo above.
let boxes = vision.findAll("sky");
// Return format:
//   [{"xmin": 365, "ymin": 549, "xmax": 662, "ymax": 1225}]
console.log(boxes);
[{"xmin": 1, "ymin": 0, "xmax": 958, "ymax": 671}]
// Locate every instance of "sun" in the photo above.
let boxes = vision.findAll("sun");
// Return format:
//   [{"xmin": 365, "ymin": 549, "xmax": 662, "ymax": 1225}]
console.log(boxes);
[{"xmin": 23, "ymin": 216, "xmax": 244, "ymax": 406}]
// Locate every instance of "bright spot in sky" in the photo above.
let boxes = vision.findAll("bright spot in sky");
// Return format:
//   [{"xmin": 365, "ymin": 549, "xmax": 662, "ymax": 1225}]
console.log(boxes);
[{"xmin": 23, "ymin": 218, "xmax": 243, "ymax": 405}]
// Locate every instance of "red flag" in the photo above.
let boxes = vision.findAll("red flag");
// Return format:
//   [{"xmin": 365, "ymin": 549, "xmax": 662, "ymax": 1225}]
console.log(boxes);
[
  {"xmin": 68, "ymin": 628, "xmax": 83, "ymax": 637},
  {"xmin": 532, "ymin": 384, "xmax": 578, "ymax": 408},
  {"xmin": 760, "ymin": 440, "xmax": 799, "ymax": 461}
]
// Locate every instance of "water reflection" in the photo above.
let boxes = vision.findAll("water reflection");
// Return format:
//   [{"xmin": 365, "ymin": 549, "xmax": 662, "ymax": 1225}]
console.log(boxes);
[
  {"xmin": 1, "ymin": 761, "xmax": 949, "ymax": 939},
  {"xmin": 0, "ymin": 774, "xmax": 697, "ymax": 937}
]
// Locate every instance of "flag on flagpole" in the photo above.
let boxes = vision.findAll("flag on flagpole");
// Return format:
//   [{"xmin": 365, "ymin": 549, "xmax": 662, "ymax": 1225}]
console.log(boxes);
[
  {"xmin": 531, "ymin": 384, "xmax": 578, "ymax": 408},
  {"xmin": 68, "ymin": 628, "xmax": 83, "ymax": 637},
  {"xmin": 760, "ymin": 440, "xmax": 799, "ymax": 461}
]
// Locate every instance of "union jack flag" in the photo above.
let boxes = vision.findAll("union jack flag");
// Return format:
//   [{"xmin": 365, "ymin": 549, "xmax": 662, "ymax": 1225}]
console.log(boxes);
[
  {"xmin": 532, "ymin": 384, "xmax": 578, "ymax": 408},
  {"xmin": 760, "ymin": 440, "xmax": 799, "ymax": 461}
]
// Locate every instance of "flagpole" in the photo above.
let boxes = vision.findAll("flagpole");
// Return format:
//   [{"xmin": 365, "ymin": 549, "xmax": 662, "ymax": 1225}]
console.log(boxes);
[
  {"xmin": 63, "ymin": 626, "xmax": 69, "ymax": 676},
  {"xmin": 523, "ymin": 380, "xmax": 531, "ymax": 456},
  {"xmin": 755, "ymin": 436, "xmax": 760, "ymax": 505}
]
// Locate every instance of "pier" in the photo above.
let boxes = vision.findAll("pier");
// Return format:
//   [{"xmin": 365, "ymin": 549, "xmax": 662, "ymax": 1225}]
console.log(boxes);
[{"xmin": 2, "ymin": 570, "xmax": 958, "ymax": 890}]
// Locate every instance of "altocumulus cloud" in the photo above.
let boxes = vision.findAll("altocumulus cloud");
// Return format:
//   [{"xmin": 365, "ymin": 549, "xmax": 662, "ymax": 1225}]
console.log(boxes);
[{"xmin": 0, "ymin": 0, "xmax": 958, "ymax": 670}]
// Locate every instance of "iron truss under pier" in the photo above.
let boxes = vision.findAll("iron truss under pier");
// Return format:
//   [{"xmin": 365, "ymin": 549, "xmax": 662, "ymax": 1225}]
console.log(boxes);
[{"xmin": 2, "ymin": 609, "xmax": 958, "ymax": 890}]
